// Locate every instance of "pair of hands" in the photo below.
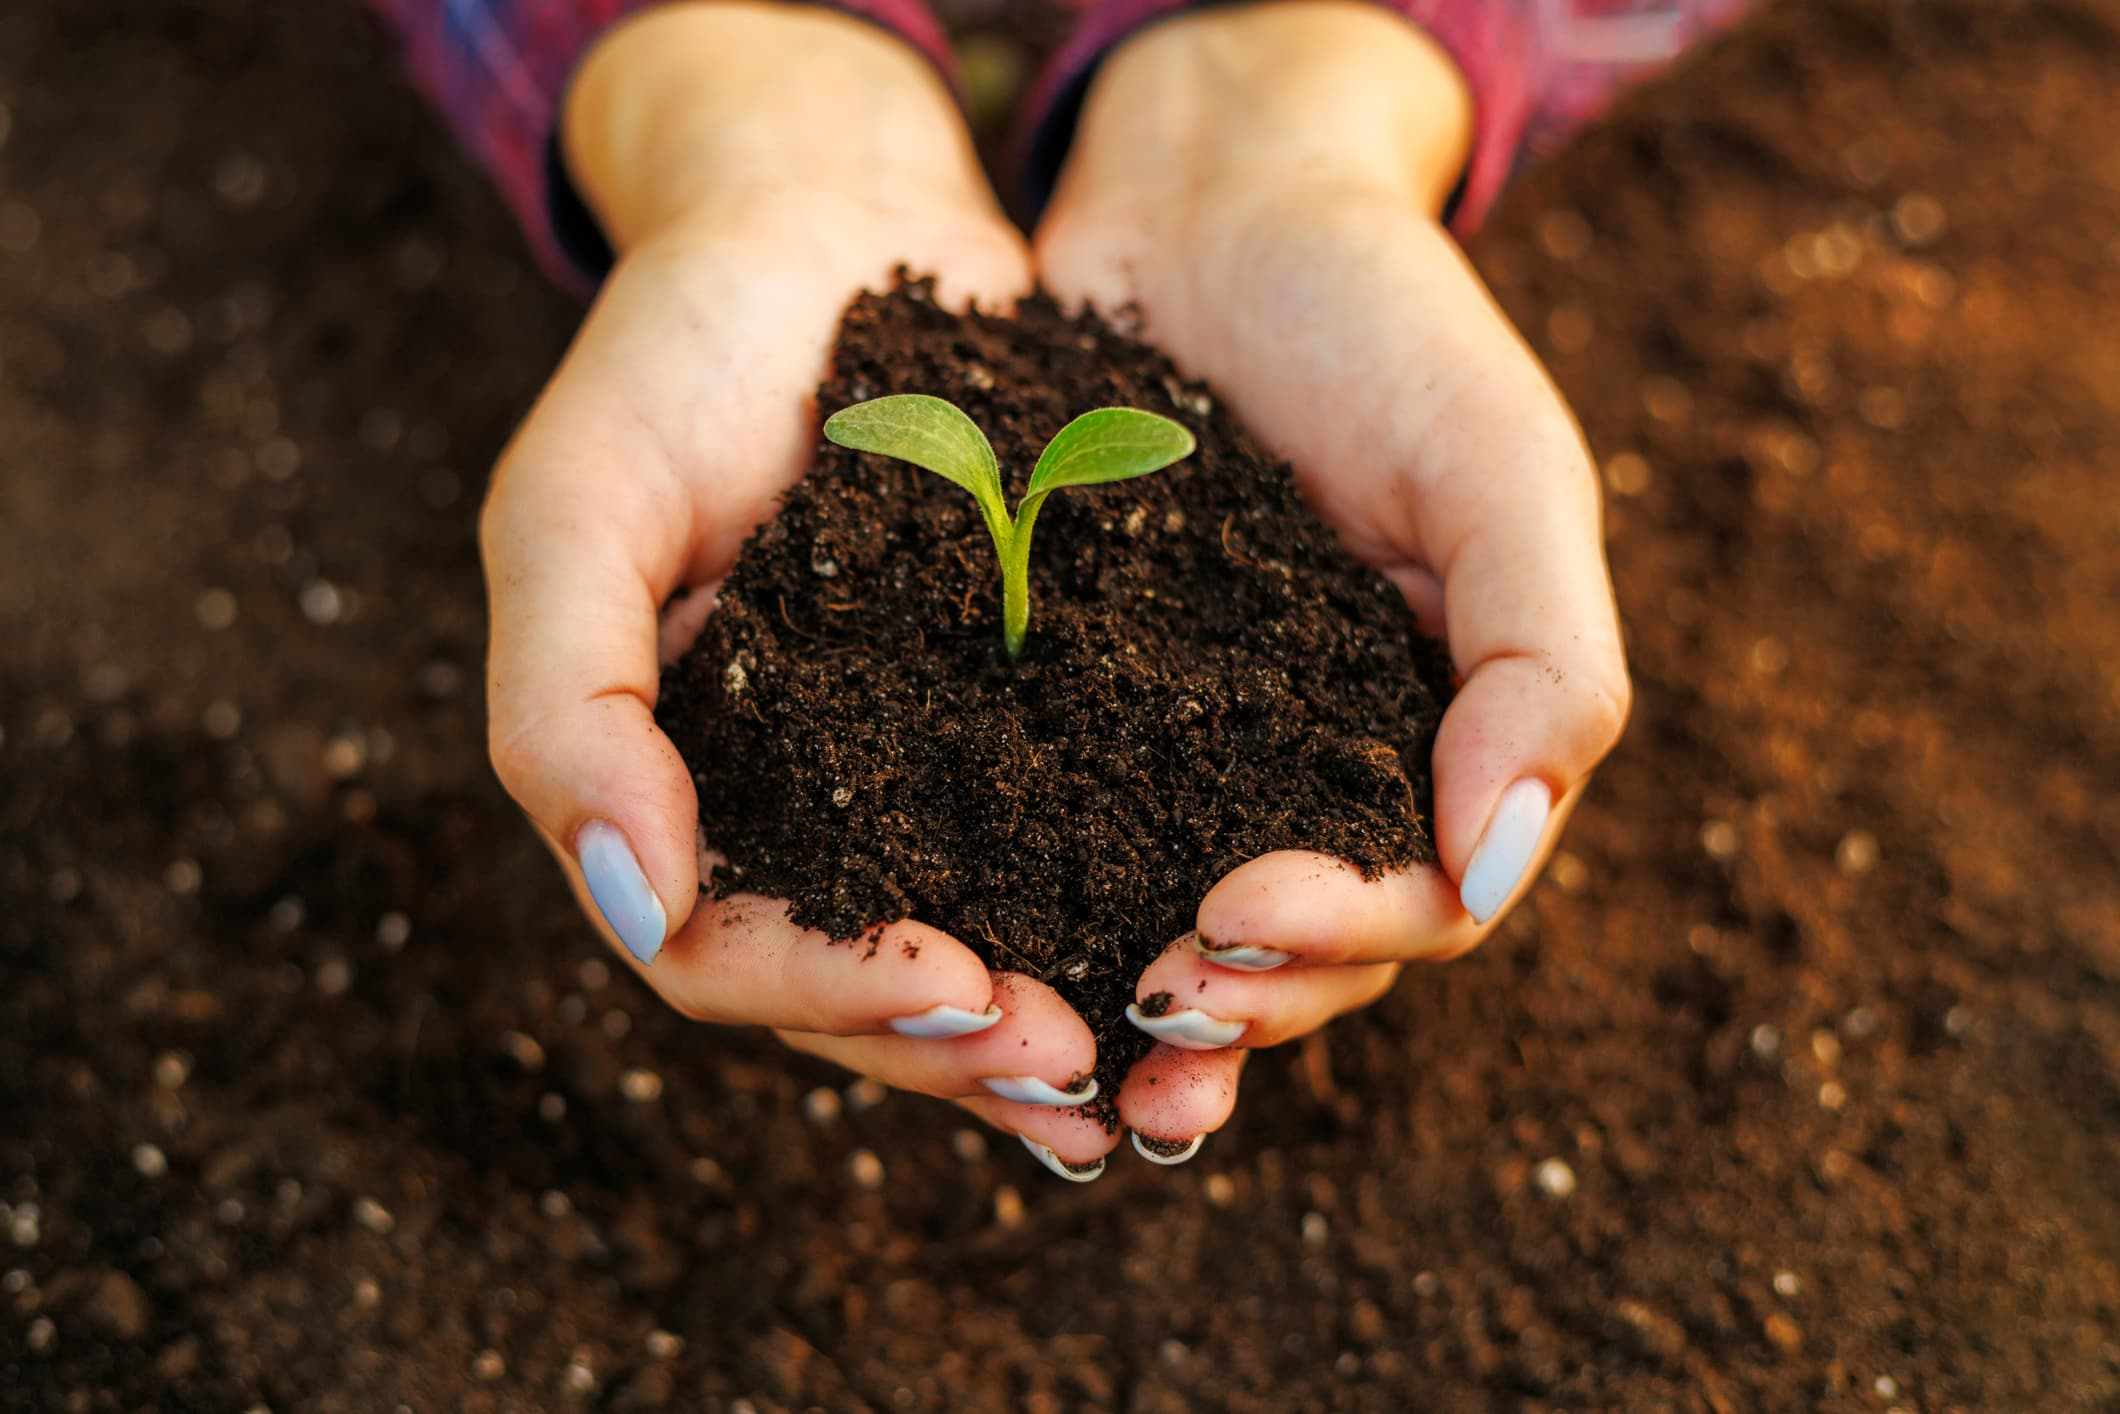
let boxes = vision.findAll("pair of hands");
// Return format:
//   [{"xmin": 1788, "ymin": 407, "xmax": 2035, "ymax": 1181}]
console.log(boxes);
[{"xmin": 479, "ymin": 1, "xmax": 1629, "ymax": 1176}]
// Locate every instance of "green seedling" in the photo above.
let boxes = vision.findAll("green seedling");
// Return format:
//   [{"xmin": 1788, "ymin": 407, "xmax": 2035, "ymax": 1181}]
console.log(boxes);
[{"xmin": 823, "ymin": 394, "xmax": 1195, "ymax": 659}]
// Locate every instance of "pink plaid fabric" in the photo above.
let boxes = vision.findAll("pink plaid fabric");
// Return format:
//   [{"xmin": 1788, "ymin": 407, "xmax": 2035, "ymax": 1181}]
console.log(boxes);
[
  {"xmin": 363, "ymin": 0, "xmax": 958, "ymax": 285},
  {"xmin": 364, "ymin": 0, "xmax": 1756, "ymax": 285},
  {"xmin": 1015, "ymin": 0, "xmax": 1760, "ymax": 233}
]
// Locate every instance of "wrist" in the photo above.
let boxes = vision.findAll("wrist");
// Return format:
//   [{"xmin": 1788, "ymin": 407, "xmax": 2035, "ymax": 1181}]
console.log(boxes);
[
  {"xmin": 1059, "ymin": 1, "xmax": 1473, "ymax": 218},
  {"xmin": 562, "ymin": 2, "xmax": 995, "ymax": 252}
]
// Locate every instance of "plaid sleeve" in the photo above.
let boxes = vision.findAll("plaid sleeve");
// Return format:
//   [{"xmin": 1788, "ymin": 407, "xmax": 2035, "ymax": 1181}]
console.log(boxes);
[
  {"xmin": 1011, "ymin": 0, "xmax": 1760, "ymax": 237},
  {"xmin": 364, "ymin": 0, "xmax": 959, "ymax": 289}
]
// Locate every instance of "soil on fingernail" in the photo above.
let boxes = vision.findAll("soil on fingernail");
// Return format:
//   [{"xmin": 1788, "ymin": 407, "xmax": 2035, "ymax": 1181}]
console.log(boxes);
[
  {"xmin": 1137, "ymin": 991, "xmax": 1177, "ymax": 1019},
  {"xmin": 657, "ymin": 279, "xmax": 1455, "ymax": 1103},
  {"xmin": 1135, "ymin": 1134, "xmax": 1198, "ymax": 1160}
]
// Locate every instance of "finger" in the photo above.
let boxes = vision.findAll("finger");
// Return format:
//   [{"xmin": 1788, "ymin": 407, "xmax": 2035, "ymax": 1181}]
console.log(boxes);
[
  {"xmin": 565, "ymin": 861, "xmax": 1000, "ymax": 1034},
  {"xmin": 953, "ymin": 1095, "xmax": 1120, "ymax": 1181},
  {"xmin": 1125, "ymin": 937, "xmax": 1400, "ymax": 1052},
  {"xmin": 1197, "ymin": 849, "xmax": 1481, "ymax": 965},
  {"xmin": 482, "ymin": 414, "xmax": 704, "ymax": 964},
  {"xmin": 1388, "ymin": 278, "xmax": 1628, "ymax": 924},
  {"xmin": 1116, "ymin": 1045, "xmax": 1246, "ymax": 1166},
  {"xmin": 773, "ymin": 972, "xmax": 1097, "ymax": 1104}
]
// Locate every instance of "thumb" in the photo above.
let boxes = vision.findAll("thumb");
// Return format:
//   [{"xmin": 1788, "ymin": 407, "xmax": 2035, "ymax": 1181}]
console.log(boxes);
[
  {"xmin": 1415, "ymin": 352, "xmax": 1630, "ymax": 924},
  {"xmin": 480, "ymin": 435, "xmax": 702, "ymax": 963}
]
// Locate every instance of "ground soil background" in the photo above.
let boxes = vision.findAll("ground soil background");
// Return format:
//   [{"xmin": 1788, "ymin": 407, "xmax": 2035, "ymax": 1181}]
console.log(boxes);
[{"xmin": 2, "ymin": 1, "xmax": 2116, "ymax": 1410}]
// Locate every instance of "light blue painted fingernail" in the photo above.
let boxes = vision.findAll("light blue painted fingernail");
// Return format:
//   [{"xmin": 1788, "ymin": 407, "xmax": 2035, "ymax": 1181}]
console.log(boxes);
[
  {"xmin": 888, "ymin": 1004, "xmax": 1004, "ymax": 1039},
  {"xmin": 1021, "ymin": 1136, "xmax": 1105, "ymax": 1183},
  {"xmin": 1459, "ymin": 778, "xmax": 1553, "ymax": 924},
  {"xmin": 982, "ymin": 1075, "xmax": 1099, "ymax": 1107},
  {"xmin": 1125, "ymin": 1004, "xmax": 1246, "ymax": 1050},
  {"xmin": 578, "ymin": 820, "xmax": 667, "ymax": 965},
  {"xmin": 1192, "ymin": 935, "xmax": 1294, "ymax": 971}
]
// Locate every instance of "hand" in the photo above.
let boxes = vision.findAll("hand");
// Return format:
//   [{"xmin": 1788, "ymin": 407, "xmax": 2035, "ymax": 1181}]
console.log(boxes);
[
  {"xmin": 482, "ymin": 4, "xmax": 1117, "ymax": 1169},
  {"xmin": 1035, "ymin": 2, "xmax": 1632, "ymax": 1150}
]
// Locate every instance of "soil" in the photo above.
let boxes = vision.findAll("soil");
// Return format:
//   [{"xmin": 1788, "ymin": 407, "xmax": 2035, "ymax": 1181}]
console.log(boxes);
[
  {"xmin": 657, "ymin": 282, "xmax": 1455, "ymax": 1099},
  {"xmin": 3, "ymin": 0, "xmax": 2119, "ymax": 1411}
]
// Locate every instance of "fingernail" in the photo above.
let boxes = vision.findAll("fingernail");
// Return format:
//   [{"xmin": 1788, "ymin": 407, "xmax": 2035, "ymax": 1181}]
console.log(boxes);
[
  {"xmin": 887, "ymin": 1004, "xmax": 1004, "ymax": 1039},
  {"xmin": 577, "ymin": 820, "xmax": 667, "ymax": 965},
  {"xmin": 982, "ymin": 1075, "xmax": 1099, "ymax": 1107},
  {"xmin": 1020, "ymin": 1135, "xmax": 1105, "ymax": 1183},
  {"xmin": 1459, "ymin": 778, "xmax": 1553, "ymax": 924},
  {"xmin": 1131, "ymin": 1131, "xmax": 1205, "ymax": 1166},
  {"xmin": 1192, "ymin": 934, "xmax": 1293, "ymax": 972},
  {"xmin": 1125, "ymin": 1003, "xmax": 1247, "ymax": 1050}
]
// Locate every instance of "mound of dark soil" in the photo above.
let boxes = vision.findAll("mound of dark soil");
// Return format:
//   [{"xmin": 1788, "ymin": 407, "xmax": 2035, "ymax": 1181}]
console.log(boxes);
[{"xmin": 657, "ymin": 281, "xmax": 1455, "ymax": 1093}]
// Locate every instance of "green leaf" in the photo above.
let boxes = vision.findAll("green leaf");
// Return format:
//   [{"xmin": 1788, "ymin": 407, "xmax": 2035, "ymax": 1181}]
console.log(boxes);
[
  {"xmin": 824, "ymin": 395, "xmax": 1008, "ymax": 532},
  {"xmin": 1027, "ymin": 408, "xmax": 1196, "ymax": 496}
]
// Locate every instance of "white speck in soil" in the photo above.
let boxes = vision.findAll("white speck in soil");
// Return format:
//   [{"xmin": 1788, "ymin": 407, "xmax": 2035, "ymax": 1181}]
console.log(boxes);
[
  {"xmin": 645, "ymin": 1330, "xmax": 684, "ymax": 1359},
  {"xmin": 471, "ymin": 1350, "xmax": 505, "ymax": 1381},
  {"xmin": 1773, "ymin": 1270, "xmax": 1801, "ymax": 1297},
  {"xmin": 950, "ymin": 1129, "xmax": 987, "ymax": 1163},
  {"xmin": 1301, "ymin": 1212, "xmax": 1329, "ymax": 1246},
  {"xmin": 1534, "ymin": 1159, "xmax": 1578, "ymax": 1198},
  {"xmin": 802, "ymin": 1087, "xmax": 842, "ymax": 1125},
  {"xmin": 201, "ymin": 699, "xmax": 242, "ymax": 741},
  {"xmin": 9, "ymin": 1205, "xmax": 40, "ymax": 1246},
  {"xmin": 1945, "ymin": 1005, "xmax": 1974, "ymax": 1038},
  {"xmin": 539, "ymin": 1190, "xmax": 570, "ymax": 1219},
  {"xmin": 1819, "ymin": 1081, "xmax": 1848, "ymax": 1111},
  {"xmin": 501, "ymin": 1031, "xmax": 545, "ymax": 1071},
  {"xmin": 1811, "ymin": 1030, "xmax": 1842, "ymax": 1066},
  {"xmin": 562, "ymin": 1362, "xmax": 597, "ymax": 1394},
  {"xmin": 1841, "ymin": 1007, "xmax": 1879, "ymax": 1040},
  {"xmin": 1892, "ymin": 192, "xmax": 1947, "ymax": 246},
  {"xmin": 1547, "ymin": 851, "xmax": 1589, "ymax": 893},
  {"xmin": 619, "ymin": 1068, "xmax": 662, "ymax": 1102},
  {"xmin": 1874, "ymin": 1375, "xmax": 1900, "ymax": 1398},
  {"xmin": 131, "ymin": 1143, "xmax": 167, "ymax": 1178},
  {"xmin": 1700, "ymin": 820, "xmax": 1740, "ymax": 861},
  {"xmin": 847, "ymin": 1149, "xmax": 885, "ymax": 1189},
  {"xmin": 322, "ymin": 734, "xmax": 366, "ymax": 780},
  {"xmin": 1413, "ymin": 1272, "xmax": 1440, "ymax": 1298},
  {"xmin": 1836, "ymin": 830, "xmax": 1880, "ymax": 875},
  {"xmin": 845, "ymin": 1077, "xmax": 886, "ymax": 1112},
  {"xmin": 723, "ymin": 659, "xmax": 748, "ymax": 695},
  {"xmin": 195, "ymin": 588, "xmax": 238, "ymax": 630},
  {"xmin": 352, "ymin": 1197, "xmax": 395, "ymax": 1235},
  {"xmin": 153, "ymin": 1051, "xmax": 190, "ymax": 1088},
  {"xmin": 1204, "ymin": 1174, "xmax": 1236, "ymax": 1207},
  {"xmin": 831, "ymin": 785, "xmax": 853, "ymax": 808},
  {"xmin": 375, "ymin": 911, "xmax": 411, "ymax": 951},
  {"xmin": 1750, "ymin": 1024, "xmax": 1782, "ymax": 1060},
  {"xmin": 299, "ymin": 580, "xmax": 341, "ymax": 625}
]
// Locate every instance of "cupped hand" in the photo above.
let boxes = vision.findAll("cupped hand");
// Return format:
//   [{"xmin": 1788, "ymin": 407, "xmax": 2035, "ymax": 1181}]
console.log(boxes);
[
  {"xmin": 1034, "ymin": 1, "xmax": 1632, "ymax": 1154},
  {"xmin": 481, "ymin": 4, "xmax": 1116, "ymax": 1170}
]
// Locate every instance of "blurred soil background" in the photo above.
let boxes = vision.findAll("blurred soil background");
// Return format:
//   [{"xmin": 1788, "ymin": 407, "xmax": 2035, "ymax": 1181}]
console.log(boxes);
[{"xmin": 1, "ymin": 0, "xmax": 2117, "ymax": 1409}]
